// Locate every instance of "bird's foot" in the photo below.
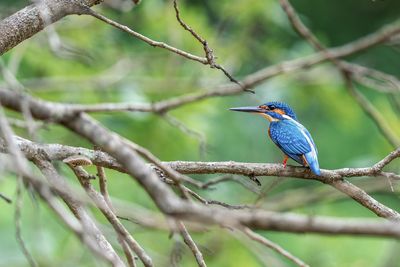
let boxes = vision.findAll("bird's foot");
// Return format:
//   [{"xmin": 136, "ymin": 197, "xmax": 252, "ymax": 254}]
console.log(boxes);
[{"xmin": 282, "ymin": 155, "xmax": 289, "ymax": 168}]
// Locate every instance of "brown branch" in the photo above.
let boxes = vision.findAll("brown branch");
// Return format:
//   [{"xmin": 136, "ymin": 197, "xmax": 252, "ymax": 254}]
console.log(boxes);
[
  {"xmin": 164, "ymin": 157, "xmax": 400, "ymax": 180},
  {"xmin": 243, "ymin": 227, "xmax": 309, "ymax": 267},
  {"xmin": 2, "ymin": 131, "xmax": 400, "ymax": 218},
  {"xmin": 166, "ymin": 160, "xmax": 400, "ymax": 219},
  {"xmin": 3, "ymin": 135, "xmax": 399, "ymax": 183}
]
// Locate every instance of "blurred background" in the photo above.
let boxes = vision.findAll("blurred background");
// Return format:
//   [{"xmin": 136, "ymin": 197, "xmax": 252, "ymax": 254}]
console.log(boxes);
[{"xmin": 1, "ymin": 0, "xmax": 400, "ymax": 266}]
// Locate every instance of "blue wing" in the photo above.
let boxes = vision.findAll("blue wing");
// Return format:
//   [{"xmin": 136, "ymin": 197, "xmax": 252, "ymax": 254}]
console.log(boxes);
[
  {"xmin": 269, "ymin": 119, "xmax": 320, "ymax": 175},
  {"xmin": 269, "ymin": 120, "xmax": 311, "ymax": 160}
]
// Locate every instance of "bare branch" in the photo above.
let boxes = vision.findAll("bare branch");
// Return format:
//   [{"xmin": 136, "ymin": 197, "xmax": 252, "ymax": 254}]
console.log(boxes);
[
  {"xmin": 3, "ymin": 135, "xmax": 399, "ymax": 184},
  {"xmin": 2, "ymin": 131, "xmax": 399, "ymax": 218}
]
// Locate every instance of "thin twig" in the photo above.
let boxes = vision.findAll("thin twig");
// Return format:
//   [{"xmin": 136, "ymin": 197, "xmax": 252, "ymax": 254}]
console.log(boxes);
[
  {"xmin": 96, "ymin": 161, "xmax": 137, "ymax": 267},
  {"xmin": 185, "ymin": 186, "xmax": 251, "ymax": 210},
  {"xmin": 0, "ymin": 192, "xmax": 12, "ymax": 203},
  {"xmin": 97, "ymin": 164, "xmax": 113, "ymax": 210},
  {"xmin": 83, "ymin": 8, "xmax": 206, "ymax": 63},
  {"xmin": 346, "ymin": 82, "xmax": 400, "ymax": 147},
  {"xmin": 178, "ymin": 221, "xmax": 207, "ymax": 267},
  {"xmin": 172, "ymin": 0, "xmax": 253, "ymax": 93},
  {"xmin": 243, "ymin": 227, "xmax": 309, "ymax": 267},
  {"xmin": 15, "ymin": 176, "xmax": 37, "ymax": 267},
  {"xmin": 161, "ymin": 113, "xmax": 207, "ymax": 159},
  {"xmin": 200, "ymin": 175, "xmax": 261, "ymax": 194}
]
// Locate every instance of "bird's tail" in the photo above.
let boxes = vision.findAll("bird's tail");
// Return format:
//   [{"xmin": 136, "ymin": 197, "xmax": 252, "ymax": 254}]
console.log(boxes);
[{"xmin": 304, "ymin": 152, "xmax": 321, "ymax": 175}]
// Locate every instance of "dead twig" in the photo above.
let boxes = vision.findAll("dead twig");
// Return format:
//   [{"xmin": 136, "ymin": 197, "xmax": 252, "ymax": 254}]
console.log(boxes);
[{"xmin": 172, "ymin": 0, "xmax": 253, "ymax": 93}]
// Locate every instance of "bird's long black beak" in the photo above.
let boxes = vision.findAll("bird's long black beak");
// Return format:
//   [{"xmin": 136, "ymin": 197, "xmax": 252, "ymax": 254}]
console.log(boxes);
[{"xmin": 229, "ymin": 106, "xmax": 264, "ymax": 113}]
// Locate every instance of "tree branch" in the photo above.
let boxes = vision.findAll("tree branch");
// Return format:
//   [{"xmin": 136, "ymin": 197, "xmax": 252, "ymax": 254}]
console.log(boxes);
[
  {"xmin": 2, "ymin": 84, "xmax": 400, "ymax": 238},
  {"xmin": 2, "ymin": 132, "xmax": 399, "ymax": 218},
  {"xmin": 0, "ymin": 0, "xmax": 102, "ymax": 55}
]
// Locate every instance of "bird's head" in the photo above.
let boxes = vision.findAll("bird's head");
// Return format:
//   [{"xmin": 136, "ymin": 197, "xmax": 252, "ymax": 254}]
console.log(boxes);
[{"xmin": 229, "ymin": 101, "xmax": 298, "ymax": 122}]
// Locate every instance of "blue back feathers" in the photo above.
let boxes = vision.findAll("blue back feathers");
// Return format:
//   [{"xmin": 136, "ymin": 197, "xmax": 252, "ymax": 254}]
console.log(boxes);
[{"xmin": 264, "ymin": 102, "xmax": 321, "ymax": 175}]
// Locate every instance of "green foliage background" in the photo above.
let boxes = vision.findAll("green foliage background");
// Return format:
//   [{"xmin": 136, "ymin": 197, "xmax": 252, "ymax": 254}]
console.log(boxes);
[{"xmin": 1, "ymin": 0, "xmax": 400, "ymax": 266}]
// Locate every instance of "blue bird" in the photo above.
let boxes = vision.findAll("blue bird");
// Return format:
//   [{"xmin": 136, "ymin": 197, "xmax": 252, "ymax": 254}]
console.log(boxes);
[{"xmin": 230, "ymin": 102, "xmax": 321, "ymax": 175}]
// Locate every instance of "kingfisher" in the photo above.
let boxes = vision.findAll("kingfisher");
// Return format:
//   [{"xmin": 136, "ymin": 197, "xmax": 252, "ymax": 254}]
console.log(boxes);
[{"xmin": 230, "ymin": 101, "xmax": 321, "ymax": 175}]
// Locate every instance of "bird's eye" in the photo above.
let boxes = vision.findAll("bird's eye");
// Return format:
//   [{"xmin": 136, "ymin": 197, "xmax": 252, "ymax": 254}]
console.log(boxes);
[{"xmin": 269, "ymin": 105, "xmax": 276, "ymax": 110}]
